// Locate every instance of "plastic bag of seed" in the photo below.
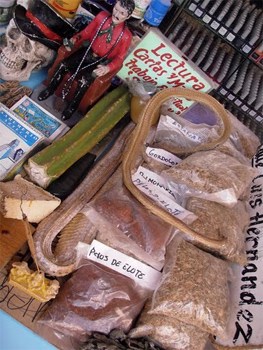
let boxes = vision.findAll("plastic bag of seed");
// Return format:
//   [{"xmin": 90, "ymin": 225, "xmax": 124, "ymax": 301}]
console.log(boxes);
[
  {"xmin": 185, "ymin": 197, "xmax": 249, "ymax": 265},
  {"xmin": 161, "ymin": 150, "xmax": 258, "ymax": 207},
  {"xmin": 225, "ymin": 111, "xmax": 261, "ymax": 160},
  {"xmin": 148, "ymin": 237, "xmax": 230, "ymax": 338},
  {"xmin": 153, "ymin": 113, "xmax": 222, "ymax": 155},
  {"xmin": 130, "ymin": 299, "xmax": 209, "ymax": 350}
]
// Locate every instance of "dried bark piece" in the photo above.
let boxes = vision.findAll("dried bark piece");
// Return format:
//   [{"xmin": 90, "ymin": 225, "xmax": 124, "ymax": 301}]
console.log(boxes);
[{"xmin": 80, "ymin": 329, "xmax": 165, "ymax": 350}]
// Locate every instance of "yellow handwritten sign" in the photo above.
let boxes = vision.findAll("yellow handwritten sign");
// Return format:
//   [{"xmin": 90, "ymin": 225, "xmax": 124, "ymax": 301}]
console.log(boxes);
[{"xmin": 118, "ymin": 28, "xmax": 217, "ymax": 114}]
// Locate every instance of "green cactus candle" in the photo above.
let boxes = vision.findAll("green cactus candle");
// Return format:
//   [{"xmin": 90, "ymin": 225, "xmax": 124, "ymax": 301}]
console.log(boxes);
[{"xmin": 25, "ymin": 86, "xmax": 131, "ymax": 188}]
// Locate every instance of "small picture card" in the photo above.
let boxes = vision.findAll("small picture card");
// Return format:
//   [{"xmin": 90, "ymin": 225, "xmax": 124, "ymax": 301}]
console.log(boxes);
[
  {"xmin": 11, "ymin": 96, "xmax": 69, "ymax": 141},
  {"xmin": 0, "ymin": 103, "xmax": 45, "ymax": 180}
]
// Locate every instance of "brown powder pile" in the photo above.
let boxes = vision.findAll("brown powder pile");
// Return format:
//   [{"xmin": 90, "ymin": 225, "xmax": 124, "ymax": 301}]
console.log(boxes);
[
  {"xmin": 92, "ymin": 175, "xmax": 173, "ymax": 264},
  {"xmin": 38, "ymin": 261, "xmax": 148, "ymax": 341}
]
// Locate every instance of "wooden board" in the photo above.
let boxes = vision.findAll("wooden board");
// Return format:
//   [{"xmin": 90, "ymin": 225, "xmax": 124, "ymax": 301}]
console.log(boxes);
[{"xmin": 0, "ymin": 213, "xmax": 34, "ymax": 270}]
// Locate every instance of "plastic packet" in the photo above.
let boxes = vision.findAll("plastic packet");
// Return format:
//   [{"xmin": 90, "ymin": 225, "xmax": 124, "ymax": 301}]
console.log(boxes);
[
  {"xmin": 82, "ymin": 206, "xmax": 165, "ymax": 271},
  {"xmin": 37, "ymin": 324, "xmax": 79, "ymax": 350},
  {"xmin": 131, "ymin": 164, "xmax": 198, "ymax": 225},
  {"xmin": 216, "ymin": 139, "xmax": 251, "ymax": 165},
  {"xmin": 185, "ymin": 197, "xmax": 249, "ymax": 264},
  {"xmin": 161, "ymin": 150, "xmax": 258, "ymax": 207},
  {"xmin": 88, "ymin": 168, "xmax": 174, "ymax": 270},
  {"xmin": 160, "ymin": 101, "xmax": 220, "ymax": 126},
  {"xmin": 38, "ymin": 260, "xmax": 150, "ymax": 342},
  {"xmin": 130, "ymin": 300, "xmax": 209, "ymax": 350},
  {"xmin": 149, "ymin": 237, "xmax": 230, "ymax": 337},
  {"xmin": 158, "ymin": 101, "xmax": 260, "ymax": 160},
  {"xmin": 153, "ymin": 113, "xmax": 222, "ymax": 154},
  {"xmin": 227, "ymin": 111, "xmax": 261, "ymax": 159}
]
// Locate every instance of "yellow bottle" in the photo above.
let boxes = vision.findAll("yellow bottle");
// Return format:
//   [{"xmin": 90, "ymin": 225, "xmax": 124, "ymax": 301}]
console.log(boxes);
[
  {"xmin": 48, "ymin": 0, "xmax": 82, "ymax": 19},
  {"xmin": 130, "ymin": 82, "xmax": 157, "ymax": 124}
]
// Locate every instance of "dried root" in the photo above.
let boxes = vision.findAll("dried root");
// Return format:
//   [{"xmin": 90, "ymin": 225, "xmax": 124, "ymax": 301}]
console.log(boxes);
[{"xmin": 0, "ymin": 80, "xmax": 32, "ymax": 108}]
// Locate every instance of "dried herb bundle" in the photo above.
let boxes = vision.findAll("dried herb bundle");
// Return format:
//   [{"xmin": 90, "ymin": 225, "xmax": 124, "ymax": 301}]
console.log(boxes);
[{"xmin": 79, "ymin": 329, "xmax": 164, "ymax": 350}]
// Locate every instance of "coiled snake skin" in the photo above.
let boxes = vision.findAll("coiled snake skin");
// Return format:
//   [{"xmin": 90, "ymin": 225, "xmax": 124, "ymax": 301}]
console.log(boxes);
[
  {"xmin": 122, "ymin": 87, "xmax": 232, "ymax": 252},
  {"xmin": 33, "ymin": 123, "xmax": 135, "ymax": 276}
]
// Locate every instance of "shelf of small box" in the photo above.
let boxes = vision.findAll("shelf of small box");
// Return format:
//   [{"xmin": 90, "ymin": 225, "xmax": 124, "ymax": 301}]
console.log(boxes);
[
  {"xmin": 185, "ymin": 1, "xmax": 262, "ymax": 66},
  {"xmin": 211, "ymin": 90, "xmax": 263, "ymax": 141}
]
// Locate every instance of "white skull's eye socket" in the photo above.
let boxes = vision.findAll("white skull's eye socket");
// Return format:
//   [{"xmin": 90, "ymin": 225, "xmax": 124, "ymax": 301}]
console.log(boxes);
[
  {"xmin": 8, "ymin": 28, "xmax": 21, "ymax": 40},
  {"xmin": 23, "ymin": 38, "xmax": 33, "ymax": 53}
]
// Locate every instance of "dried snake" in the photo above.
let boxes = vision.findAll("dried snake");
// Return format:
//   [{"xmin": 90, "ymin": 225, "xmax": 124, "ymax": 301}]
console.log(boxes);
[
  {"xmin": 122, "ymin": 87, "xmax": 232, "ymax": 252},
  {"xmin": 33, "ymin": 123, "xmax": 135, "ymax": 276},
  {"xmin": 33, "ymin": 88, "xmax": 231, "ymax": 276}
]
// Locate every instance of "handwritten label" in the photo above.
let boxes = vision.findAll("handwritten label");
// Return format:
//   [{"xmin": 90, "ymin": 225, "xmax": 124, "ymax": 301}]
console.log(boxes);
[
  {"xmin": 216, "ymin": 146, "xmax": 263, "ymax": 347},
  {"xmin": 242, "ymin": 45, "xmax": 251, "ymax": 54},
  {"xmin": 195, "ymin": 8, "xmax": 203, "ymax": 17},
  {"xmin": 0, "ymin": 254, "xmax": 50, "ymax": 328},
  {"xmin": 132, "ymin": 166, "xmax": 197, "ymax": 223},
  {"xmin": 211, "ymin": 20, "xmax": 220, "ymax": 29},
  {"xmin": 219, "ymin": 26, "xmax": 227, "ymax": 35},
  {"xmin": 146, "ymin": 146, "xmax": 181, "ymax": 166},
  {"xmin": 160, "ymin": 114, "xmax": 202, "ymax": 142},
  {"xmin": 188, "ymin": 3, "xmax": 197, "ymax": 12},
  {"xmin": 80, "ymin": 240, "xmax": 162, "ymax": 290},
  {"xmin": 227, "ymin": 32, "xmax": 235, "ymax": 42}
]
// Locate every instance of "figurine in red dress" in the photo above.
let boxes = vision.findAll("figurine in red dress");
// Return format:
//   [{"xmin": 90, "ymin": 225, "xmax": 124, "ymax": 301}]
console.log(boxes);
[{"xmin": 38, "ymin": 0, "xmax": 135, "ymax": 120}]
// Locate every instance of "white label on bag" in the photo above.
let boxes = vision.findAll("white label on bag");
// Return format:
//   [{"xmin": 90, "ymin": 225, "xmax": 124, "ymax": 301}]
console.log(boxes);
[
  {"xmin": 78, "ymin": 240, "xmax": 162, "ymax": 290},
  {"xmin": 132, "ymin": 166, "xmax": 197, "ymax": 223},
  {"xmin": 162, "ymin": 114, "xmax": 202, "ymax": 142},
  {"xmin": 146, "ymin": 146, "xmax": 182, "ymax": 167}
]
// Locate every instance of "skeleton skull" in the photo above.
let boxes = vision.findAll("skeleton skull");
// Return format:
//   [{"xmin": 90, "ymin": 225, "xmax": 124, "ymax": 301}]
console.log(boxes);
[{"xmin": 0, "ymin": 19, "xmax": 55, "ymax": 81}]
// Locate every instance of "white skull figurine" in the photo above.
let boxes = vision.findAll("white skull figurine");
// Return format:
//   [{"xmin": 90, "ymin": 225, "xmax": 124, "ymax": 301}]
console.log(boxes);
[{"xmin": 0, "ymin": 19, "xmax": 55, "ymax": 81}]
